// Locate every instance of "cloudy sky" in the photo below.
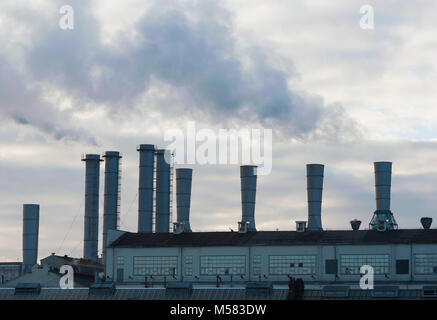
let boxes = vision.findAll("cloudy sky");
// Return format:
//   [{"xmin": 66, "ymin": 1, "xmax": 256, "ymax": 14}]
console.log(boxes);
[{"xmin": 1, "ymin": 0, "xmax": 437, "ymax": 261}]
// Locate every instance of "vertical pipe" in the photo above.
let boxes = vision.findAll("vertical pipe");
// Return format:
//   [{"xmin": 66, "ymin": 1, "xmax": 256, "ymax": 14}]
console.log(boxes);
[
  {"xmin": 82, "ymin": 154, "xmax": 102, "ymax": 262},
  {"xmin": 374, "ymin": 161, "xmax": 392, "ymax": 211},
  {"xmin": 155, "ymin": 149, "xmax": 171, "ymax": 233},
  {"xmin": 137, "ymin": 144, "xmax": 156, "ymax": 233},
  {"xmin": 240, "ymin": 165, "xmax": 257, "ymax": 232},
  {"xmin": 306, "ymin": 164, "xmax": 324, "ymax": 232},
  {"xmin": 176, "ymin": 168, "xmax": 193, "ymax": 232},
  {"xmin": 22, "ymin": 204, "xmax": 39, "ymax": 273},
  {"xmin": 102, "ymin": 151, "xmax": 121, "ymax": 261}
]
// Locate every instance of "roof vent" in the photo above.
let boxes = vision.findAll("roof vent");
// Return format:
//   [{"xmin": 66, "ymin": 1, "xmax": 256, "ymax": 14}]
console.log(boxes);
[
  {"xmin": 350, "ymin": 219, "xmax": 362, "ymax": 231},
  {"xmin": 173, "ymin": 222, "xmax": 185, "ymax": 234},
  {"xmin": 295, "ymin": 221, "xmax": 306, "ymax": 233},
  {"xmin": 238, "ymin": 221, "xmax": 250, "ymax": 234},
  {"xmin": 421, "ymin": 217, "xmax": 432, "ymax": 230}
]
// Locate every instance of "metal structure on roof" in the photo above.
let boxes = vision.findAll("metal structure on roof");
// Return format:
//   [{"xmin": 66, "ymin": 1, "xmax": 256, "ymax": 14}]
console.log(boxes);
[
  {"xmin": 306, "ymin": 164, "xmax": 324, "ymax": 232},
  {"xmin": 137, "ymin": 144, "xmax": 156, "ymax": 233},
  {"xmin": 240, "ymin": 165, "xmax": 257, "ymax": 232},
  {"xmin": 155, "ymin": 149, "xmax": 171, "ymax": 233},
  {"xmin": 22, "ymin": 204, "xmax": 40, "ymax": 273},
  {"xmin": 175, "ymin": 168, "xmax": 193, "ymax": 233}
]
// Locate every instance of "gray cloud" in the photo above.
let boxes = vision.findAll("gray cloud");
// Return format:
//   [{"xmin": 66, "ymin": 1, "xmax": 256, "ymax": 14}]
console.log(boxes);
[{"xmin": 0, "ymin": 0, "xmax": 360, "ymax": 142}]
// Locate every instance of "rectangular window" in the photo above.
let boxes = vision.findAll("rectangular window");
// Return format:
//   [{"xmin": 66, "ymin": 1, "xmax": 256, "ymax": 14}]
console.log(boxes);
[
  {"xmin": 185, "ymin": 267, "xmax": 193, "ymax": 276},
  {"xmin": 415, "ymin": 254, "xmax": 437, "ymax": 275},
  {"xmin": 199, "ymin": 255, "xmax": 245, "ymax": 275},
  {"xmin": 117, "ymin": 256, "xmax": 125, "ymax": 266},
  {"xmin": 269, "ymin": 255, "xmax": 316, "ymax": 275},
  {"xmin": 133, "ymin": 256, "xmax": 178, "ymax": 276},
  {"xmin": 340, "ymin": 255, "xmax": 389, "ymax": 275},
  {"xmin": 185, "ymin": 256, "xmax": 193, "ymax": 264},
  {"xmin": 396, "ymin": 259, "xmax": 409, "ymax": 275},
  {"xmin": 325, "ymin": 259, "xmax": 338, "ymax": 275},
  {"xmin": 253, "ymin": 255, "xmax": 261, "ymax": 264}
]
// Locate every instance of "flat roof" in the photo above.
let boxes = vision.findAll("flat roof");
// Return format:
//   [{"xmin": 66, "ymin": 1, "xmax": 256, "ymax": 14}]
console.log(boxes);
[{"xmin": 110, "ymin": 229, "xmax": 437, "ymax": 248}]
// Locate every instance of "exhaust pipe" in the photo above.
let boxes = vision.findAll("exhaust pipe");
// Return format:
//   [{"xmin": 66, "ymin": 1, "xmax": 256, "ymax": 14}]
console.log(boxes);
[
  {"xmin": 137, "ymin": 144, "xmax": 156, "ymax": 233},
  {"xmin": 306, "ymin": 164, "xmax": 324, "ymax": 232},
  {"xmin": 240, "ymin": 165, "xmax": 257, "ymax": 232},
  {"xmin": 82, "ymin": 154, "xmax": 102, "ymax": 262},
  {"xmin": 102, "ymin": 151, "xmax": 121, "ymax": 261},
  {"xmin": 23, "ymin": 204, "xmax": 40, "ymax": 273},
  {"xmin": 155, "ymin": 149, "xmax": 171, "ymax": 233},
  {"xmin": 176, "ymin": 168, "xmax": 193, "ymax": 232},
  {"xmin": 370, "ymin": 161, "xmax": 398, "ymax": 231}
]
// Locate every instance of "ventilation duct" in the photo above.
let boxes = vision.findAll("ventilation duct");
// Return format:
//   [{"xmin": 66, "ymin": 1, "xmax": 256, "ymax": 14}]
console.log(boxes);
[
  {"xmin": 82, "ymin": 154, "xmax": 102, "ymax": 262},
  {"xmin": 102, "ymin": 151, "xmax": 121, "ymax": 261},
  {"xmin": 421, "ymin": 217, "xmax": 432, "ymax": 230},
  {"xmin": 23, "ymin": 204, "xmax": 40, "ymax": 273},
  {"xmin": 175, "ymin": 168, "xmax": 192, "ymax": 233},
  {"xmin": 137, "ymin": 144, "xmax": 156, "ymax": 233},
  {"xmin": 350, "ymin": 219, "xmax": 361, "ymax": 231},
  {"xmin": 306, "ymin": 164, "xmax": 324, "ymax": 232},
  {"xmin": 240, "ymin": 165, "xmax": 257, "ymax": 232},
  {"xmin": 369, "ymin": 162, "xmax": 398, "ymax": 231},
  {"xmin": 155, "ymin": 149, "xmax": 171, "ymax": 233}
]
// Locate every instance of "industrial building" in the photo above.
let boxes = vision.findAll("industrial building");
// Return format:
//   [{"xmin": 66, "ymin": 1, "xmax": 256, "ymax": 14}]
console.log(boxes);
[{"xmin": 2, "ymin": 144, "xmax": 437, "ymax": 300}]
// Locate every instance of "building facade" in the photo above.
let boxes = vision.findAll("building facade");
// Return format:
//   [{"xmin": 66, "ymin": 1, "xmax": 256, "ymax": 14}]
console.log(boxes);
[{"xmin": 105, "ymin": 229, "xmax": 437, "ymax": 285}]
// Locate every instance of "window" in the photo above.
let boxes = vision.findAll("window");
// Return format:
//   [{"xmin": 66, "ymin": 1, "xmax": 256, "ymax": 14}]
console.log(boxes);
[
  {"xmin": 117, "ymin": 256, "xmax": 125, "ymax": 267},
  {"xmin": 415, "ymin": 254, "xmax": 437, "ymax": 275},
  {"xmin": 325, "ymin": 259, "xmax": 338, "ymax": 275},
  {"xmin": 133, "ymin": 256, "xmax": 178, "ymax": 276},
  {"xmin": 269, "ymin": 255, "xmax": 316, "ymax": 275},
  {"xmin": 200, "ymin": 255, "xmax": 245, "ymax": 275},
  {"xmin": 253, "ymin": 255, "xmax": 261, "ymax": 264},
  {"xmin": 185, "ymin": 267, "xmax": 193, "ymax": 276},
  {"xmin": 396, "ymin": 260, "xmax": 409, "ymax": 275},
  {"xmin": 340, "ymin": 255, "xmax": 389, "ymax": 275},
  {"xmin": 185, "ymin": 256, "xmax": 193, "ymax": 264}
]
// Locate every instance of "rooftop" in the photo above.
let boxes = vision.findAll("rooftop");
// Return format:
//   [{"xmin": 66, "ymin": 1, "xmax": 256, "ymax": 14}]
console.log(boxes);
[{"xmin": 110, "ymin": 229, "xmax": 437, "ymax": 248}]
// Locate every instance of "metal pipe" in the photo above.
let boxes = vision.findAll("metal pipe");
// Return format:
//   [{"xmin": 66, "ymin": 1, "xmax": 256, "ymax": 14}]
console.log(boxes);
[
  {"xmin": 82, "ymin": 154, "xmax": 102, "ymax": 262},
  {"xmin": 176, "ymin": 168, "xmax": 193, "ymax": 232},
  {"xmin": 23, "ymin": 204, "xmax": 40, "ymax": 273},
  {"xmin": 374, "ymin": 161, "xmax": 391, "ymax": 211},
  {"xmin": 102, "ymin": 151, "xmax": 122, "ymax": 261},
  {"xmin": 240, "ymin": 165, "xmax": 257, "ymax": 232},
  {"xmin": 306, "ymin": 164, "xmax": 324, "ymax": 232},
  {"xmin": 137, "ymin": 144, "xmax": 156, "ymax": 233},
  {"xmin": 155, "ymin": 149, "xmax": 171, "ymax": 233}
]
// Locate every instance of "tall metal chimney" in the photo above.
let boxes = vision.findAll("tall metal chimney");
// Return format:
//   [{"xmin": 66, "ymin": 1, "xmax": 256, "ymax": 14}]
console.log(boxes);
[
  {"xmin": 306, "ymin": 164, "xmax": 324, "ymax": 232},
  {"xmin": 82, "ymin": 154, "xmax": 102, "ymax": 262},
  {"xmin": 176, "ymin": 168, "xmax": 193, "ymax": 232},
  {"xmin": 155, "ymin": 149, "xmax": 171, "ymax": 233},
  {"xmin": 102, "ymin": 151, "xmax": 122, "ymax": 260},
  {"xmin": 240, "ymin": 165, "xmax": 257, "ymax": 232},
  {"xmin": 23, "ymin": 204, "xmax": 39, "ymax": 273},
  {"xmin": 370, "ymin": 161, "xmax": 398, "ymax": 231},
  {"xmin": 137, "ymin": 144, "xmax": 156, "ymax": 233}
]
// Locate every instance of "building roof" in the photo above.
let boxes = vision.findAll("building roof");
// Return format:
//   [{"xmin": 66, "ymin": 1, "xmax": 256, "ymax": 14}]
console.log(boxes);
[{"xmin": 109, "ymin": 229, "xmax": 437, "ymax": 248}]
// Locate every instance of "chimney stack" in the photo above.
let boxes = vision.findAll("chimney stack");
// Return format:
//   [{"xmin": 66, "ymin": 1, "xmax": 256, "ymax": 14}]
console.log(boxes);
[
  {"xmin": 155, "ymin": 149, "xmax": 171, "ymax": 233},
  {"xmin": 370, "ymin": 162, "xmax": 398, "ymax": 231},
  {"xmin": 82, "ymin": 154, "xmax": 102, "ymax": 262},
  {"xmin": 306, "ymin": 164, "xmax": 324, "ymax": 232},
  {"xmin": 137, "ymin": 144, "xmax": 156, "ymax": 233},
  {"xmin": 23, "ymin": 204, "xmax": 40, "ymax": 273},
  {"xmin": 240, "ymin": 165, "xmax": 257, "ymax": 232},
  {"xmin": 176, "ymin": 168, "xmax": 193, "ymax": 232},
  {"xmin": 102, "ymin": 151, "xmax": 121, "ymax": 261}
]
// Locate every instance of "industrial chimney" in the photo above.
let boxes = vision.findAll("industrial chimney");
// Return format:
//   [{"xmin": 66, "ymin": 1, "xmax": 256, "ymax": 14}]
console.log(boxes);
[
  {"xmin": 175, "ymin": 168, "xmax": 193, "ymax": 233},
  {"xmin": 369, "ymin": 161, "xmax": 398, "ymax": 231},
  {"xmin": 137, "ymin": 144, "xmax": 156, "ymax": 233},
  {"xmin": 240, "ymin": 165, "xmax": 257, "ymax": 232},
  {"xmin": 102, "ymin": 151, "xmax": 122, "ymax": 261},
  {"xmin": 82, "ymin": 154, "xmax": 102, "ymax": 262},
  {"xmin": 155, "ymin": 149, "xmax": 171, "ymax": 233},
  {"xmin": 23, "ymin": 204, "xmax": 40, "ymax": 273},
  {"xmin": 306, "ymin": 164, "xmax": 324, "ymax": 232}
]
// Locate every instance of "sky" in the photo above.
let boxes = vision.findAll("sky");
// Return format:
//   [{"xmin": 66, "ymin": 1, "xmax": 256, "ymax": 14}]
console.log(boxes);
[{"xmin": 1, "ymin": 0, "xmax": 437, "ymax": 261}]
